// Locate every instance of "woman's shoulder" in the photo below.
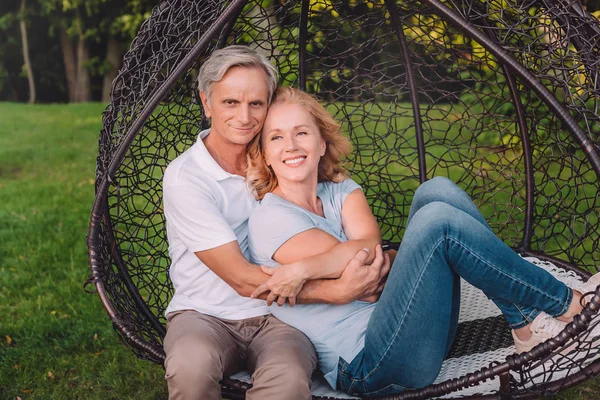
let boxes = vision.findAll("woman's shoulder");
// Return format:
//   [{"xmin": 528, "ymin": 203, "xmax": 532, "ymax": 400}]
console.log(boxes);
[
  {"xmin": 249, "ymin": 194, "xmax": 311, "ymax": 226},
  {"xmin": 248, "ymin": 194, "xmax": 318, "ymax": 251},
  {"xmin": 318, "ymin": 177, "xmax": 362, "ymax": 196},
  {"xmin": 320, "ymin": 176, "xmax": 360, "ymax": 187},
  {"xmin": 250, "ymin": 193, "xmax": 282, "ymax": 218}
]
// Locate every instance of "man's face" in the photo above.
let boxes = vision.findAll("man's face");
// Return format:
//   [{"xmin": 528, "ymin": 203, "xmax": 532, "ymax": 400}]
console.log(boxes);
[{"xmin": 200, "ymin": 66, "xmax": 270, "ymax": 146}]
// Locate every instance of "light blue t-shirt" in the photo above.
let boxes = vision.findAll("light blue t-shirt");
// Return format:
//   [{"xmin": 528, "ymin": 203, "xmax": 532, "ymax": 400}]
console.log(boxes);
[{"xmin": 248, "ymin": 178, "xmax": 376, "ymax": 389}]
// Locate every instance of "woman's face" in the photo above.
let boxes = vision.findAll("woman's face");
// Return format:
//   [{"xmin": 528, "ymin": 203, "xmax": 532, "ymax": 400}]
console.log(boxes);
[{"xmin": 262, "ymin": 102, "xmax": 326, "ymax": 186}]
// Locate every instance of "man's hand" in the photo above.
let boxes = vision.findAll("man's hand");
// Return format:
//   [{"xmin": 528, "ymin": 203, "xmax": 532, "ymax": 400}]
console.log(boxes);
[
  {"xmin": 357, "ymin": 249, "xmax": 394, "ymax": 302},
  {"xmin": 250, "ymin": 264, "xmax": 308, "ymax": 307},
  {"xmin": 338, "ymin": 244, "xmax": 390, "ymax": 304}
]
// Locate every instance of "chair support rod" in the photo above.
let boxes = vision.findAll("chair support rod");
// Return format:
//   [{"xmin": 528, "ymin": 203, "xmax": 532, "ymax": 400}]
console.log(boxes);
[
  {"xmin": 503, "ymin": 69, "xmax": 535, "ymax": 252},
  {"xmin": 384, "ymin": 0, "xmax": 427, "ymax": 184},
  {"xmin": 298, "ymin": 0, "xmax": 310, "ymax": 91}
]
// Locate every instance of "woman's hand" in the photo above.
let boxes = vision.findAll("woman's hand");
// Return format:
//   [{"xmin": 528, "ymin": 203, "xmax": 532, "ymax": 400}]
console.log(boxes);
[{"xmin": 250, "ymin": 264, "xmax": 309, "ymax": 307}]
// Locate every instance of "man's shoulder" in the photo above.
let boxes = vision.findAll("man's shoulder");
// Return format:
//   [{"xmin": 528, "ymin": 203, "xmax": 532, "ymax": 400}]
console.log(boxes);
[
  {"xmin": 164, "ymin": 145, "xmax": 218, "ymax": 191},
  {"xmin": 164, "ymin": 147, "xmax": 194, "ymax": 186},
  {"xmin": 163, "ymin": 149, "xmax": 219, "ymax": 206}
]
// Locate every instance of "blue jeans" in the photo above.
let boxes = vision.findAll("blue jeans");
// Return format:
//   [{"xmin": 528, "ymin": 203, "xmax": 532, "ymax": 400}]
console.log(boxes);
[{"xmin": 337, "ymin": 177, "xmax": 573, "ymax": 396}]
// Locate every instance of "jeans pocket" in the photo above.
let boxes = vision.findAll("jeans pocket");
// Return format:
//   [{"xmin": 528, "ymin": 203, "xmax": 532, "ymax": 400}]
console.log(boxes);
[
  {"xmin": 338, "ymin": 349, "xmax": 364, "ymax": 375},
  {"xmin": 337, "ymin": 352, "xmax": 367, "ymax": 394},
  {"xmin": 347, "ymin": 379, "xmax": 367, "ymax": 395},
  {"xmin": 336, "ymin": 357, "xmax": 351, "ymax": 392},
  {"xmin": 337, "ymin": 356, "xmax": 364, "ymax": 393}
]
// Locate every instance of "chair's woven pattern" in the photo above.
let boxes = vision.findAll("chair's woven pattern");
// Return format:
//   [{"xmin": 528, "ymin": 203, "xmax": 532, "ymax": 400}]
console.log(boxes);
[
  {"xmin": 87, "ymin": 0, "xmax": 600, "ymax": 398},
  {"xmin": 227, "ymin": 258, "xmax": 599, "ymax": 399}
]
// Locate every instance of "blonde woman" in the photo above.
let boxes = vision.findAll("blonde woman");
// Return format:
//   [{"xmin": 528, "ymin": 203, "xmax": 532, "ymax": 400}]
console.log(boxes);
[{"xmin": 246, "ymin": 87, "xmax": 600, "ymax": 396}]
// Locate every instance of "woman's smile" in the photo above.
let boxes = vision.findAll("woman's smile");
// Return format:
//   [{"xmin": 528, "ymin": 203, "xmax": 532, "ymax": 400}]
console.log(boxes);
[
  {"xmin": 283, "ymin": 156, "xmax": 307, "ymax": 166},
  {"xmin": 262, "ymin": 102, "xmax": 326, "ymax": 185}
]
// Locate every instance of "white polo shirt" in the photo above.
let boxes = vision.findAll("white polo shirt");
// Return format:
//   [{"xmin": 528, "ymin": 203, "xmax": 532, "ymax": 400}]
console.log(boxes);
[{"xmin": 163, "ymin": 129, "xmax": 269, "ymax": 319}]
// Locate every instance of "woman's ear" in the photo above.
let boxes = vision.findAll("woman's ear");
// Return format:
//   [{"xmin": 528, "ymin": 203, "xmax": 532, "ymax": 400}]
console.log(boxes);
[{"xmin": 320, "ymin": 139, "xmax": 327, "ymax": 156}]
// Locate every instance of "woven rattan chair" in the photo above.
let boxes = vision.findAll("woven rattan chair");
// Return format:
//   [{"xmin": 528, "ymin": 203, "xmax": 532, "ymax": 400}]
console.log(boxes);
[{"xmin": 86, "ymin": 0, "xmax": 600, "ymax": 398}]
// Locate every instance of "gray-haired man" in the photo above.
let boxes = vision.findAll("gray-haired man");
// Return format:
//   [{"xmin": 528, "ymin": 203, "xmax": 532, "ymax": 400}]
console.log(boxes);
[{"xmin": 162, "ymin": 46, "xmax": 387, "ymax": 399}]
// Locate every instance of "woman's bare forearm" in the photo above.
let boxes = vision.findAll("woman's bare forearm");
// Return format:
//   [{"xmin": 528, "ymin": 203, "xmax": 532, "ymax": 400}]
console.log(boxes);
[{"xmin": 295, "ymin": 237, "xmax": 380, "ymax": 280}]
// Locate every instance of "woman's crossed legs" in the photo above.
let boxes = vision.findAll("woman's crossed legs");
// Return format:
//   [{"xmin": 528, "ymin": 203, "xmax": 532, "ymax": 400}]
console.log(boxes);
[{"xmin": 337, "ymin": 177, "xmax": 574, "ymax": 396}]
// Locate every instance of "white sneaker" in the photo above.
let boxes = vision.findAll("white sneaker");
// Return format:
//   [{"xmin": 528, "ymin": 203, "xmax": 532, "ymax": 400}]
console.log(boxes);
[
  {"xmin": 512, "ymin": 312, "xmax": 567, "ymax": 354},
  {"xmin": 577, "ymin": 271, "xmax": 600, "ymax": 303},
  {"xmin": 575, "ymin": 272, "xmax": 600, "ymax": 342}
]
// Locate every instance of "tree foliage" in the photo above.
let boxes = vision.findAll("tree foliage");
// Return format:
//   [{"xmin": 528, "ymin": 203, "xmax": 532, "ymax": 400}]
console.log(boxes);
[
  {"xmin": 0, "ymin": 0, "xmax": 155, "ymax": 102},
  {"xmin": 0, "ymin": 0, "xmax": 599, "ymax": 103}
]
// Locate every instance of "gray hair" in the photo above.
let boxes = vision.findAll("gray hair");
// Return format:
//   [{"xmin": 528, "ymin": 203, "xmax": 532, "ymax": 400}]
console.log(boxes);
[{"xmin": 198, "ymin": 45, "xmax": 278, "ymax": 104}]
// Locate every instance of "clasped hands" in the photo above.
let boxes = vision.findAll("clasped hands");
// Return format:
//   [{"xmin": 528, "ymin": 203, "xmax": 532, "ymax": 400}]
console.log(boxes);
[{"xmin": 250, "ymin": 245, "xmax": 393, "ymax": 307}]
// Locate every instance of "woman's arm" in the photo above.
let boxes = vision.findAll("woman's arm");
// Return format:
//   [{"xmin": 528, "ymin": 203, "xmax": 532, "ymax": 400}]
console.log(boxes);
[
  {"xmin": 252, "ymin": 189, "xmax": 383, "ymax": 305},
  {"xmin": 274, "ymin": 189, "xmax": 381, "ymax": 275}
]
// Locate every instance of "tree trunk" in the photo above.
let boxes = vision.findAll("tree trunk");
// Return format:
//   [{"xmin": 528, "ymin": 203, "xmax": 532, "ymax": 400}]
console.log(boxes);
[
  {"xmin": 74, "ymin": 7, "xmax": 91, "ymax": 102},
  {"xmin": 102, "ymin": 37, "xmax": 122, "ymax": 103},
  {"xmin": 19, "ymin": 0, "xmax": 35, "ymax": 104},
  {"xmin": 75, "ymin": 35, "xmax": 91, "ymax": 102},
  {"xmin": 58, "ymin": 7, "xmax": 91, "ymax": 102},
  {"xmin": 59, "ymin": 27, "xmax": 78, "ymax": 102}
]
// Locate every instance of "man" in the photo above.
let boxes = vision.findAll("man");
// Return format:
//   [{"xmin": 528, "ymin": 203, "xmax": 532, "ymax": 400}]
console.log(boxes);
[{"xmin": 162, "ymin": 45, "xmax": 388, "ymax": 400}]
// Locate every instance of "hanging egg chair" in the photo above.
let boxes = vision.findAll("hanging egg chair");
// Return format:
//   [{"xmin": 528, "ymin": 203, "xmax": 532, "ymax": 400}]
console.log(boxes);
[{"xmin": 86, "ymin": 0, "xmax": 600, "ymax": 398}]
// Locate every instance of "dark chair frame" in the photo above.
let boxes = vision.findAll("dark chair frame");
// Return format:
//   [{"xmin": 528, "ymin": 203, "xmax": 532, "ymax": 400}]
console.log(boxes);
[{"xmin": 87, "ymin": 0, "xmax": 600, "ymax": 398}]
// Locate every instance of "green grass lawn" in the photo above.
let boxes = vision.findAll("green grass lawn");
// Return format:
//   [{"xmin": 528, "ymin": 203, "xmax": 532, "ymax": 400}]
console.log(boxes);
[
  {"xmin": 0, "ymin": 103, "xmax": 168, "ymax": 399},
  {"xmin": 0, "ymin": 102, "xmax": 598, "ymax": 399}
]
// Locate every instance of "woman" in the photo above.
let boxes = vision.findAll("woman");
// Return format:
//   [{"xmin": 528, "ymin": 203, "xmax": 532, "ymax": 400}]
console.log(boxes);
[{"xmin": 245, "ymin": 87, "xmax": 599, "ymax": 396}]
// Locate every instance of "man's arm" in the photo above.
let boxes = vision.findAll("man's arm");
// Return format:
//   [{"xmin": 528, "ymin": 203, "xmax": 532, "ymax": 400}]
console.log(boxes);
[
  {"xmin": 194, "ymin": 241, "xmax": 387, "ymax": 304},
  {"xmin": 295, "ymin": 246, "xmax": 389, "ymax": 304},
  {"xmin": 194, "ymin": 241, "xmax": 267, "ymax": 297}
]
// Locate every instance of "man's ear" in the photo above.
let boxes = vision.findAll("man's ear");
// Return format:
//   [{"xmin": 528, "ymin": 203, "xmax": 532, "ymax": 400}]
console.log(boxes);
[{"xmin": 200, "ymin": 91, "xmax": 211, "ymax": 118}]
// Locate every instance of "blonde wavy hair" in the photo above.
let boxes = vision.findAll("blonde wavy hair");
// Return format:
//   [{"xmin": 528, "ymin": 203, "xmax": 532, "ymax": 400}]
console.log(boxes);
[{"xmin": 247, "ymin": 86, "xmax": 353, "ymax": 200}]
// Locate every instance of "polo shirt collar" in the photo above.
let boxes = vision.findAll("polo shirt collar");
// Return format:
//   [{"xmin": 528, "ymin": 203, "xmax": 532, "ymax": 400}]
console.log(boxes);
[{"xmin": 191, "ymin": 129, "xmax": 244, "ymax": 181}]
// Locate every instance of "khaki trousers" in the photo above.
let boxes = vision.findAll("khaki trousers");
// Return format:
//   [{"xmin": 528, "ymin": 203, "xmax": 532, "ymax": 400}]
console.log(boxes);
[{"xmin": 164, "ymin": 310, "xmax": 317, "ymax": 400}]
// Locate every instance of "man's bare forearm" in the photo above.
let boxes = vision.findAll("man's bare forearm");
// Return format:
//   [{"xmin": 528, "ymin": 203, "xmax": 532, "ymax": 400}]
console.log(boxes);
[
  {"xmin": 233, "ymin": 262, "xmax": 347, "ymax": 303},
  {"xmin": 232, "ymin": 264, "xmax": 271, "ymax": 297},
  {"xmin": 296, "ymin": 277, "xmax": 349, "ymax": 304},
  {"xmin": 195, "ymin": 242, "xmax": 356, "ymax": 304}
]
